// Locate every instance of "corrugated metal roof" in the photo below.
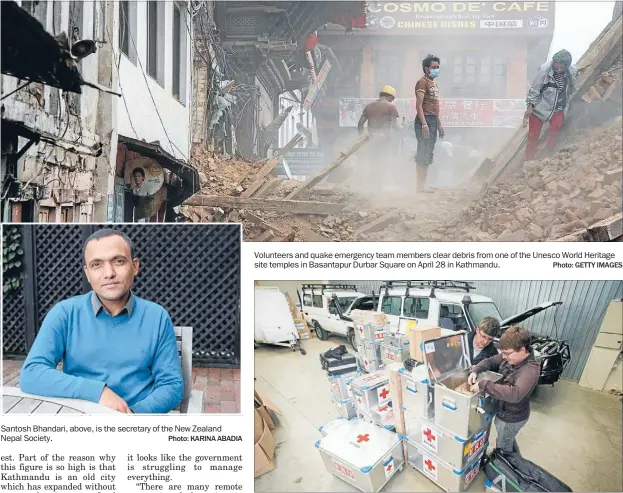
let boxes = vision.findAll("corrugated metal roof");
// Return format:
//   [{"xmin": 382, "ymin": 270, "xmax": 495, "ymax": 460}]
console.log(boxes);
[{"xmin": 333, "ymin": 280, "xmax": 623, "ymax": 381}]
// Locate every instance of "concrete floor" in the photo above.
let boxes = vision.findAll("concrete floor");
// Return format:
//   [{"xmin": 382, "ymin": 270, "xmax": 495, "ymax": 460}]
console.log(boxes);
[{"xmin": 255, "ymin": 337, "xmax": 623, "ymax": 492}]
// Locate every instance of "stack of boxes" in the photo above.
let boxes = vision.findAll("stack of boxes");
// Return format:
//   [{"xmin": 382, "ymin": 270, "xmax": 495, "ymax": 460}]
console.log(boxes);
[
  {"xmin": 316, "ymin": 313, "xmax": 502, "ymax": 492},
  {"xmin": 316, "ymin": 312, "xmax": 407, "ymax": 492},
  {"xmin": 320, "ymin": 346, "xmax": 359, "ymax": 420},
  {"xmin": 350, "ymin": 370, "xmax": 395, "ymax": 430},
  {"xmin": 328, "ymin": 370, "xmax": 360, "ymax": 420},
  {"xmin": 352, "ymin": 310, "xmax": 387, "ymax": 373},
  {"xmin": 401, "ymin": 331, "xmax": 501, "ymax": 492}
]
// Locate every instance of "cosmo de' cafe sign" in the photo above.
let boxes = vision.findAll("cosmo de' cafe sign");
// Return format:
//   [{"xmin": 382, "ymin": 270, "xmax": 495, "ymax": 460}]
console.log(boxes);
[{"xmin": 364, "ymin": 1, "xmax": 555, "ymax": 33}]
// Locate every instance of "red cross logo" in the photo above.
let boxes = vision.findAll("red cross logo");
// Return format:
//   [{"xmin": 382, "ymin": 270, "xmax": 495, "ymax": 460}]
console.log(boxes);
[
  {"xmin": 424, "ymin": 459, "xmax": 436, "ymax": 471},
  {"xmin": 386, "ymin": 464, "xmax": 392, "ymax": 472},
  {"xmin": 379, "ymin": 387, "xmax": 390, "ymax": 400},
  {"xmin": 423, "ymin": 428, "xmax": 436, "ymax": 443},
  {"xmin": 357, "ymin": 434, "xmax": 370, "ymax": 443},
  {"xmin": 357, "ymin": 396, "xmax": 362, "ymax": 404},
  {"xmin": 359, "ymin": 326, "xmax": 364, "ymax": 334},
  {"xmin": 364, "ymin": 359, "xmax": 368, "ymax": 366}
]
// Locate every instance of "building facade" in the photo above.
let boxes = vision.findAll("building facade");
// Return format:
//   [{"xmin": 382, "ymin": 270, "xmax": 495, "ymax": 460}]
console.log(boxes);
[
  {"xmin": 110, "ymin": 0, "xmax": 197, "ymax": 223},
  {"xmin": 1, "ymin": 0, "xmax": 198, "ymax": 224},
  {"xmin": 1, "ymin": 0, "xmax": 114, "ymax": 223}
]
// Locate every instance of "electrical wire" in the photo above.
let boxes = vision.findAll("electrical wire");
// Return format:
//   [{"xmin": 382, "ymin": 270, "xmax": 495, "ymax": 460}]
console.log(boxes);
[
  {"xmin": 102, "ymin": 2, "xmax": 139, "ymax": 140},
  {"xmin": 1, "ymin": 81, "xmax": 33, "ymax": 101}
]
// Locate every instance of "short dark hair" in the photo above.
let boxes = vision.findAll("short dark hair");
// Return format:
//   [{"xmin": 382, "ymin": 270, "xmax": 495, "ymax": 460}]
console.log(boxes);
[
  {"xmin": 132, "ymin": 167, "xmax": 145, "ymax": 179},
  {"xmin": 83, "ymin": 229, "xmax": 135, "ymax": 263},
  {"xmin": 422, "ymin": 54, "xmax": 440, "ymax": 72},
  {"xmin": 478, "ymin": 317, "xmax": 500, "ymax": 338},
  {"xmin": 500, "ymin": 326, "xmax": 531, "ymax": 352}
]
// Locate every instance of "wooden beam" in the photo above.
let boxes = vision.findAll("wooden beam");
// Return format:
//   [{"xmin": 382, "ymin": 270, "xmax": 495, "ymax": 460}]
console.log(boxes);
[
  {"xmin": 285, "ymin": 134, "xmax": 370, "ymax": 200},
  {"xmin": 240, "ymin": 155, "xmax": 283, "ymax": 198},
  {"xmin": 255, "ymin": 230, "xmax": 275, "ymax": 242},
  {"xmin": 184, "ymin": 195, "xmax": 346, "ymax": 215},
  {"xmin": 586, "ymin": 212, "xmax": 623, "ymax": 241},
  {"xmin": 255, "ymin": 177, "xmax": 281, "ymax": 198},
  {"xmin": 354, "ymin": 210, "xmax": 400, "ymax": 239},
  {"xmin": 241, "ymin": 211, "xmax": 287, "ymax": 237}
]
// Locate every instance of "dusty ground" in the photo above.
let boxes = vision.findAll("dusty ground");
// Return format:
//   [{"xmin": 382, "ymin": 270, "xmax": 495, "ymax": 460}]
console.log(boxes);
[{"xmin": 182, "ymin": 116, "xmax": 622, "ymax": 242}]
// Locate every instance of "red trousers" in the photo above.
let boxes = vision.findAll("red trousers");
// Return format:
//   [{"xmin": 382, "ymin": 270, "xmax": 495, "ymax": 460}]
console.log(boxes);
[{"xmin": 525, "ymin": 111, "xmax": 564, "ymax": 161}]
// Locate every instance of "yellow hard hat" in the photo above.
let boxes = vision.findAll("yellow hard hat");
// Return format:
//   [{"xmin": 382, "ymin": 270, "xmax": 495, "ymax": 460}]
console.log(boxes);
[{"xmin": 380, "ymin": 85, "xmax": 396, "ymax": 98}]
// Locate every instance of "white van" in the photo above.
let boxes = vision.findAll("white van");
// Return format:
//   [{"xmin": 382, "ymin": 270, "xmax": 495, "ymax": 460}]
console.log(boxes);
[
  {"xmin": 377, "ymin": 280, "xmax": 501, "ymax": 331},
  {"xmin": 300, "ymin": 284, "xmax": 376, "ymax": 350}
]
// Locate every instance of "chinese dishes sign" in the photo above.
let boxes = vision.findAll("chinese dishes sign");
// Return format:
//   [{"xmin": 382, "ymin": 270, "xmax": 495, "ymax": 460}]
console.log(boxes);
[
  {"xmin": 338, "ymin": 98, "xmax": 526, "ymax": 128},
  {"xmin": 363, "ymin": 1, "xmax": 555, "ymax": 33}
]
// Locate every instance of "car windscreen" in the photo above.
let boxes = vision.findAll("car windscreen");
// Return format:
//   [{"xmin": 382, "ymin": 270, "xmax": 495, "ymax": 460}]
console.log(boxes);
[
  {"xmin": 336, "ymin": 296, "xmax": 357, "ymax": 312},
  {"xmin": 467, "ymin": 302, "xmax": 503, "ymax": 327}
]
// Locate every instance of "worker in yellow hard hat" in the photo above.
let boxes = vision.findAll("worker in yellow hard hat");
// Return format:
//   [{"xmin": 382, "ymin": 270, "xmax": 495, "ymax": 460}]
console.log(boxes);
[{"xmin": 357, "ymin": 85, "xmax": 401, "ymax": 189}]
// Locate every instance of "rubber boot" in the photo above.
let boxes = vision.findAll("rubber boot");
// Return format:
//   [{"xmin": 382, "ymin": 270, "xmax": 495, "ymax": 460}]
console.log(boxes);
[{"xmin": 416, "ymin": 164, "xmax": 428, "ymax": 191}]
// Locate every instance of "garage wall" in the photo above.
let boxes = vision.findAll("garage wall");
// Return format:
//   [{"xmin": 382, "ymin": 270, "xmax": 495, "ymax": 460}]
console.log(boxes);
[
  {"xmin": 332, "ymin": 280, "xmax": 623, "ymax": 381},
  {"xmin": 255, "ymin": 281, "xmax": 330, "ymax": 312}
]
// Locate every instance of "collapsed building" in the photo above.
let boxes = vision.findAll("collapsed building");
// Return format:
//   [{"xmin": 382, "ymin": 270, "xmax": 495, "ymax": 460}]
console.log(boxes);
[{"xmin": 182, "ymin": 2, "xmax": 622, "ymax": 242}]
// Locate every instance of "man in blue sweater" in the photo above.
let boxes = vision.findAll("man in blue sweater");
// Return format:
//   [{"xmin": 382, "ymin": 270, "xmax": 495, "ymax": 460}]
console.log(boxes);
[{"xmin": 20, "ymin": 229, "xmax": 184, "ymax": 414}]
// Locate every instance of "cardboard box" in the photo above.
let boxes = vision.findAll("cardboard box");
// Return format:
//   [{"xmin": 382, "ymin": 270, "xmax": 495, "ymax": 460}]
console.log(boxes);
[
  {"xmin": 387, "ymin": 362, "xmax": 406, "ymax": 435},
  {"xmin": 254, "ymin": 409, "xmax": 276, "ymax": 478},
  {"xmin": 351, "ymin": 310, "xmax": 388, "ymax": 325},
  {"xmin": 254, "ymin": 390, "xmax": 278, "ymax": 430},
  {"xmin": 407, "ymin": 326, "xmax": 442, "ymax": 362},
  {"xmin": 297, "ymin": 328, "xmax": 312, "ymax": 340}
]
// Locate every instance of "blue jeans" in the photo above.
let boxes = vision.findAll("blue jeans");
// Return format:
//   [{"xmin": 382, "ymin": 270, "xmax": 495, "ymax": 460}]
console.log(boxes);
[{"xmin": 495, "ymin": 416, "xmax": 528, "ymax": 456}]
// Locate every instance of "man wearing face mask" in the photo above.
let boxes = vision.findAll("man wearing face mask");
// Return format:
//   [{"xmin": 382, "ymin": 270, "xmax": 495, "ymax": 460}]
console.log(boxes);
[
  {"xmin": 523, "ymin": 49, "xmax": 577, "ymax": 161},
  {"xmin": 414, "ymin": 54, "xmax": 444, "ymax": 190}
]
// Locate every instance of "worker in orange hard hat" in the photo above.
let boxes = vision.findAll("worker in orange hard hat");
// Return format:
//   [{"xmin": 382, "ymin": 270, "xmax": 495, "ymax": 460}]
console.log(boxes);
[{"xmin": 357, "ymin": 85, "xmax": 401, "ymax": 189}]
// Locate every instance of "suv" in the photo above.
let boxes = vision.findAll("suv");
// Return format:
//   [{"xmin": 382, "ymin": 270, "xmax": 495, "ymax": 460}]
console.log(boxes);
[
  {"xmin": 376, "ymin": 281, "xmax": 571, "ymax": 386},
  {"xmin": 300, "ymin": 284, "xmax": 377, "ymax": 351}
]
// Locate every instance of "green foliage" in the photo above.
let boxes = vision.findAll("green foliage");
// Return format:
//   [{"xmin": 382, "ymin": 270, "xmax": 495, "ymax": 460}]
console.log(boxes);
[{"xmin": 3, "ymin": 226, "xmax": 24, "ymax": 295}]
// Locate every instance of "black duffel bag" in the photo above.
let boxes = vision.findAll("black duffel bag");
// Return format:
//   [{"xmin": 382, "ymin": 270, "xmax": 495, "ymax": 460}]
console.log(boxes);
[{"xmin": 484, "ymin": 448, "xmax": 572, "ymax": 492}]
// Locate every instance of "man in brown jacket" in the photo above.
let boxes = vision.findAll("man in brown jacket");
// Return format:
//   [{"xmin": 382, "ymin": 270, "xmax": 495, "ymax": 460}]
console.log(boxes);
[{"xmin": 468, "ymin": 326, "xmax": 540, "ymax": 456}]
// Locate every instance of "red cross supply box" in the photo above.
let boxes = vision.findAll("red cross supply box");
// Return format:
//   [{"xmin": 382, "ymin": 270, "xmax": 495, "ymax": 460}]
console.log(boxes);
[
  {"xmin": 329, "ymin": 370, "xmax": 359, "ymax": 401},
  {"xmin": 315, "ymin": 419, "xmax": 404, "ymax": 492},
  {"xmin": 422, "ymin": 332, "xmax": 502, "ymax": 439},
  {"xmin": 381, "ymin": 343, "xmax": 410, "ymax": 365},
  {"xmin": 357, "ymin": 354, "xmax": 384, "ymax": 373},
  {"xmin": 359, "ymin": 339, "xmax": 383, "ymax": 364},
  {"xmin": 351, "ymin": 371, "xmax": 392, "ymax": 414},
  {"xmin": 398, "ymin": 366, "xmax": 435, "ymax": 419},
  {"xmin": 355, "ymin": 321, "xmax": 386, "ymax": 345},
  {"xmin": 406, "ymin": 438, "xmax": 487, "ymax": 492},
  {"xmin": 318, "ymin": 417, "xmax": 349, "ymax": 437},
  {"xmin": 403, "ymin": 410, "xmax": 493, "ymax": 471}
]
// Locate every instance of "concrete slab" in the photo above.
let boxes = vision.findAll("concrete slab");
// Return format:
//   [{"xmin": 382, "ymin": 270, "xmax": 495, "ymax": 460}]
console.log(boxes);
[{"xmin": 255, "ymin": 337, "xmax": 623, "ymax": 492}]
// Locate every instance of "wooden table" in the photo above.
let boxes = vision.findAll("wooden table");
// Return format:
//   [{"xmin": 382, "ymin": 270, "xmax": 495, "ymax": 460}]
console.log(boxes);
[{"xmin": 3, "ymin": 387, "xmax": 121, "ymax": 414}]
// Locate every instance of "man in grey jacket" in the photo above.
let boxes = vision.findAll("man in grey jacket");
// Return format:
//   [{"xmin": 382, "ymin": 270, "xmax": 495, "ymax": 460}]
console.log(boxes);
[
  {"xmin": 523, "ymin": 49, "xmax": 577, "ymax": 161},
  {"xmin": 468, "ymin": 326, "xmax": 540, "ymax": 456}
]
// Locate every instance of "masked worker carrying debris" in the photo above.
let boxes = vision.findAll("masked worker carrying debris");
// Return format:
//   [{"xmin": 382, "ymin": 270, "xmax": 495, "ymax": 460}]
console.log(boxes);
[
  {"xmin": 523, "ymin": 49, "xmax": 578, "ymax": 162},
  {"xmin": 357, "ymin": 85, "xmax": 400, "ymax": 187},
  {"xmin": 415, "ymin": 54, "xmax": 445, "ymax": 190}
]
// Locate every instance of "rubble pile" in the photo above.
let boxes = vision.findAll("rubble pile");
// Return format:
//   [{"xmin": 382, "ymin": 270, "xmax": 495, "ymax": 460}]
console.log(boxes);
[
  {"xmin": 181, "ymin": 115, "xmax": 620, "ymax": 242},
  {"xmin": 370, "ymin": 117, "xmax": 622, "ymax": 242}
]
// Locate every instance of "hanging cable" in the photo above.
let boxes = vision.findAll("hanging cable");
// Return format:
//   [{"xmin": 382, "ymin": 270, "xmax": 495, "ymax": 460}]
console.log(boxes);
[{"xmin": 1, "ymin": 81, "xmax": 33, "ymax": 101}]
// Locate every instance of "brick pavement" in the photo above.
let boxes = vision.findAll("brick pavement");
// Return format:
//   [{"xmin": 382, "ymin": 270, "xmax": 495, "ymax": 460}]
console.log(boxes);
[{"xmin": 2, "ymin": 359, "xmax": 240, "ymax": 414}]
